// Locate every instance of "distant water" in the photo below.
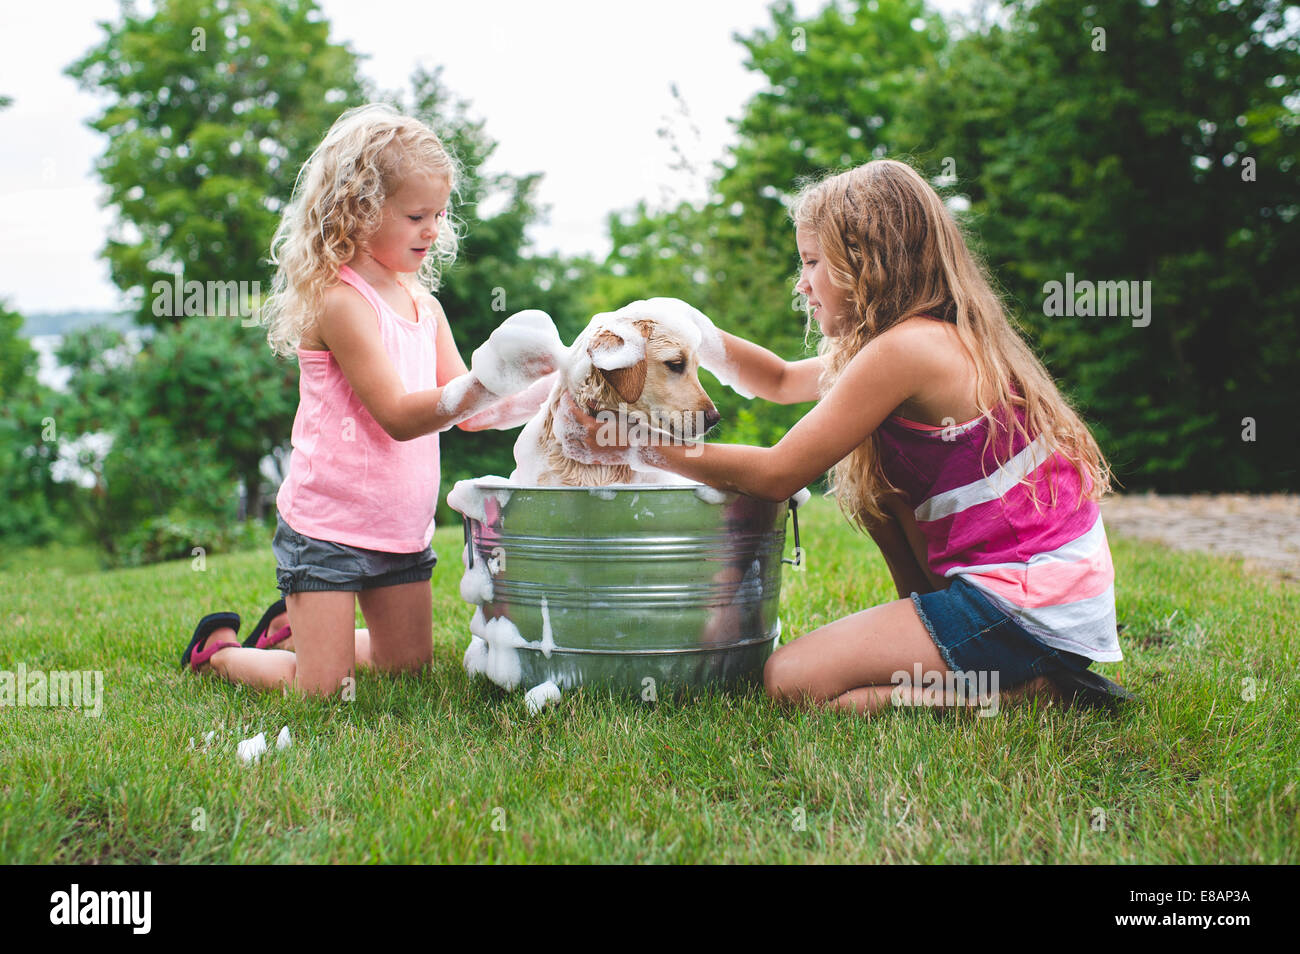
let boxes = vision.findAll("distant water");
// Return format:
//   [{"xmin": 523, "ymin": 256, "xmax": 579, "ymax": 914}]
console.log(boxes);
[
  {"xmin": 26, "ymin": 325, "xmax": 282, "ymax": 495},
  {"xmin": 31, "ymin": 335, "xmax": 71, "ymax": 392},
  {"xmin": 29, "ymin": 330, "xmax": 149, "ymax": 393},
  {"xmin": 29, "ymin": 329, "xmax": 145, "ymax": 489}
]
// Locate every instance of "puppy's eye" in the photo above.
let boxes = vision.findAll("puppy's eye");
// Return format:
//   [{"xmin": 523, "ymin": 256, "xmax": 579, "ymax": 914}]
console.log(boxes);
[{"xmin": 665, "ymin": 358, "xmax": 686, "ymax": 374}]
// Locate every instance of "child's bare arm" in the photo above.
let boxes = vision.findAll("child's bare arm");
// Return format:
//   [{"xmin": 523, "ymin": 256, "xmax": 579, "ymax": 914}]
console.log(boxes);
[
  {"xmin": 316, "ymin": 286, "xmax": 463, "ymax": 439},
  {"xmin": 561, "ymin": 330, "xmax": 918, "ymax": 500},
  {"xmin": 866, "ymin": 493, "xmax": 947, "ymax": 597},
  {"xmin": 455, "ymin": 374, "xmax": 557, "ymax": 431},
  {"xmin": 719, "ymin": 331, "xmax": 823, "ymax": 404},
  {"xmin": 423, "ymin": 297, "xmax": 555, "ymax": 431},
  {"xmin": 430, "ymin": 295, "xmax": 470, "ymax": 387},
  {"xmin": 318, "ymin": 287, "xmax": 556, "ymax": 440}
]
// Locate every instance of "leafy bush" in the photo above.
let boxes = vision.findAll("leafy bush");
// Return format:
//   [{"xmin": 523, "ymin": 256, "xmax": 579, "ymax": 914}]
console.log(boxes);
[{"xmin": 111, "ymin": 511, "xmax": 270, "ymax": 569}]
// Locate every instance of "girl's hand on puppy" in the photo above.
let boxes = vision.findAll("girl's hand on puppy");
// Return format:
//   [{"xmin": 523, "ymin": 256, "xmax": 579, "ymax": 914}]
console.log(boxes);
[
  {"xmin": 556, "ymin": 392, "xmax": 658, "ymax": 468},
  {"xmin": 556, "ymin": 391, "xmax": 619, "ymax": 465},
  {"xmin": 641, "ymin": 297, "xmax": 725, "ymax": 361},
  {"xmin": 638, "ymin": 297, "xmax": 751, "ymax": 396}
]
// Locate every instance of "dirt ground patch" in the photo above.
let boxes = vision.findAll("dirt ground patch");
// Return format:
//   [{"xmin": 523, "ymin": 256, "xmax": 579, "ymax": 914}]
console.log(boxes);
[{"xmin": 1101, "ymin": 493, "xmax": 1300, "ymax": 585}]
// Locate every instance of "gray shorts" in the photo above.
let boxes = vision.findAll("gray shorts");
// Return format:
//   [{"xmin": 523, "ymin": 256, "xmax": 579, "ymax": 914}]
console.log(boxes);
[{"xmin": 272, "ymin": 514, "xmax": 437, "ymax": 596}]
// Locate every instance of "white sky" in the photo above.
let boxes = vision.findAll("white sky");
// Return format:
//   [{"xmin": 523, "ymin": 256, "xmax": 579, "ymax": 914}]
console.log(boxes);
[{"xmin": 0, "ymin": 0, "xmax": 969, "ymax": 314}]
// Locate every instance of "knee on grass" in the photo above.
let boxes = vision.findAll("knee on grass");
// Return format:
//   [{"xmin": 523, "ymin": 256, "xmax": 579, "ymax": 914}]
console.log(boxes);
[{"xmin": 763, "ymin": 650, "xmax": 814, "ymax": 704}]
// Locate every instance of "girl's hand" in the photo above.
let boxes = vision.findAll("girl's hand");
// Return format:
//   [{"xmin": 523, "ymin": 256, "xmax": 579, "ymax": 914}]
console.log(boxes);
[
  {"xmin": 639, "ymin": 297, "xmax": 752, "ymax": 397},
  {"xmin": 455, "ymin": 371, "xmax": 559, "ymax": 432},
  {"xmin": 470, "ymin": 309, "xmax": 564, "ymax": 396},
  {"xmin": 555, "ymin": 391, "xmax": 657, "ymax": 468},
  {"xmin": 640, "ymin": 297, "xmax": 724, "ymax": 363}
]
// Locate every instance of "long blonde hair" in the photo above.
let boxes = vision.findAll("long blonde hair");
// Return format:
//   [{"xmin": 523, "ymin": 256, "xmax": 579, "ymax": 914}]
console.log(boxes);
[
  {"xmin": 790, "ymin": 159, "xmax": 1111, "ymax": 529},
  {"xmin": 262, "ymin": 103, "xmax": 460, "ymax": 357}
]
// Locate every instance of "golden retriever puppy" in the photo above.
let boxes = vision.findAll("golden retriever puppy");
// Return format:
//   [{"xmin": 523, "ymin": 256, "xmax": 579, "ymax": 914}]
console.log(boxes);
[{"xmin": 511, "ymin": 303, "xmax": 721, "ymax": 486}]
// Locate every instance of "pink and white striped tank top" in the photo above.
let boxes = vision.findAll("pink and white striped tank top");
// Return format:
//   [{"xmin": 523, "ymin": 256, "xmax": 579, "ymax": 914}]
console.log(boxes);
[{"xmin": 877, "ymin": 405, "xmax": 1121, "ymax": 661}]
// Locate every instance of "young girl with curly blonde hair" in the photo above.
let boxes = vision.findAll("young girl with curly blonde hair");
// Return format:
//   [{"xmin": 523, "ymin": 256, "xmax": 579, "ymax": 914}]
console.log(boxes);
[{"xmin": 180, "ymin": 103, "xmax": 561, "ymax": 695}]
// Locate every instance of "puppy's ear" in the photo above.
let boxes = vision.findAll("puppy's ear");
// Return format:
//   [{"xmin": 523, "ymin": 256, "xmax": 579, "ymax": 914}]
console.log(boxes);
[
  {"xmin": 601, "ymin": 362, "xmax": 646, "ymax": 404},
  {"xmin": 588, "ymin": 327, "xmax": 648, "ymax": 404}
]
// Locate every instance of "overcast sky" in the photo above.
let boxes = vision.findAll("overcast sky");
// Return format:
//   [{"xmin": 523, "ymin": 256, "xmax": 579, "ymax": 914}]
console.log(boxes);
[{"xmin": 0, "ymin": 0, "xmax": 969, "ymax": 314}]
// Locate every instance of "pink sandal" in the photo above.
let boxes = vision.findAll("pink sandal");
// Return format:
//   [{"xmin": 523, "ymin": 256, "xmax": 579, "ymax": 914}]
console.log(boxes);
[
  {"xmin": 181, "ymin": 612, "xmax": 241, "ymax": 672},
  {"xmin": 256, "ymin": 623, "xmax": 293, "ymax": 649},
  {"xmin": 242, "ymin": 598, "xmax": 292, "ymax": 649}
]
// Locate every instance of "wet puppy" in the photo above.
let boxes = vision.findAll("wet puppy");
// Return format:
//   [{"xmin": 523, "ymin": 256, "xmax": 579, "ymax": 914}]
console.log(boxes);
[{"xmin": 511, "ymin": 308, "xmax": 720, "ymax": 486}]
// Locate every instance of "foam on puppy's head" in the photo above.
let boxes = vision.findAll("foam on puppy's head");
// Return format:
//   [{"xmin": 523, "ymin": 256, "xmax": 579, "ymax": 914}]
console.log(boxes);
[{"xmin": 588, "ymin": 320, "xmax": 649, "ymax": 371}]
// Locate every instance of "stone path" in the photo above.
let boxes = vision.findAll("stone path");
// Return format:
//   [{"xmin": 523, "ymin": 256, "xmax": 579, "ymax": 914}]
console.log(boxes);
[{"xmin": 1101, "ymin": 493, "xmax": 1300, "ymax": 585}]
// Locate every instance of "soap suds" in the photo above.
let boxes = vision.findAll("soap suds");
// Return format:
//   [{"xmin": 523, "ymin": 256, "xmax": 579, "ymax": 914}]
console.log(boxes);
[
  {"xmin": 470, "ymin": 309, "xmax": 565, "ymax": 397},
  {"xmin": 524, "ymin": 681, "xmax": 562, "ymax": 715},
  {"xmin": 562, "ymin": 297, "xmax": 752, "ymax": 404},
  {"xmin": 539, "ymin": 597, "xmax": 555, "ymax": 658},
  {"xmin": 459, "ymin": 556, "xmax": 495, "ymax": 605},
  {"xmin": 587, "ymin": 318, "xmax": 647, "ymax": 371},
  {"xmin": 463, "ymin": 634, "xmax": 488, "ymax": 678},
  {"xmin": 462, "ymin": 600, "xmax": 557, "ymax": 691},
  {"xmin": 466, "ymin": 606, "xmax": 528, "ymax": 690},
  {"xmin": 433, "ymin": 373, "xmax": 492, "ymax": 432},
  {"xmin": 456, "ymin": 373, "xmax": 558, "ymax": 431},
  {"xmin": 237, "ymin": 732, "xmax": 267, "ymax": 766},
  {"xmin": 447, "ymin": 476, "xmax": 513, "ymax": 523},
  {"xmin": 621, "ymin": 297, "xmax": 754, "ymax": 399}
]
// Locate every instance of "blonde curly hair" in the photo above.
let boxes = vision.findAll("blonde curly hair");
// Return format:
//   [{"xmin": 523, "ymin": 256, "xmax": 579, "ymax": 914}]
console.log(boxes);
[
  {"xmin": 790, "ymin": 159, "xmax": 1111, "ymax": 529},
  {"xmin": 262, "ymin": 103, "xmax": 460, "ymax": 357}
]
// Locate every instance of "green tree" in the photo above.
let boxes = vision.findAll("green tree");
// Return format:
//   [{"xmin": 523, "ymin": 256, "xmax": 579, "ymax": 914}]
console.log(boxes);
[
  {"xmin": 588, "ymin": 0, "xmax": 945, "ymax": 448},
  {"xmin": 61, "ymin": 20, "xmax": 594, "ymax": 543},
  {"xmin": 61, "ymin": 0, "xmax": 366, "ymax": 531},
  {"xmin": 912, "ymin": 0, "xmax": 1300, "ymax": 490},
  {"xmin": 390, "ymin": 67, "xmax": 596, "ymax": 503},
  {"xmin": 0, "ymin": 300, "xmax": 66, "ymax": 545},
  {"xmin": 52, "ymin": 323, "xmax": 254, "ymax": 562},
  {"xmin": 592, "ymin": 0, "xmax": 1299, "ymax": 491},
  {"xmin": 66, "ymin": 0, "xmax": 366, "ymax": 325}
]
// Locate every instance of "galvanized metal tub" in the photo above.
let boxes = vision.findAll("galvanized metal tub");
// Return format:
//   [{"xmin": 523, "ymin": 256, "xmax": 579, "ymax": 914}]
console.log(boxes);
[{"xmin": 460, "ymin": 484, "xmax": 803, "ymax": 694}]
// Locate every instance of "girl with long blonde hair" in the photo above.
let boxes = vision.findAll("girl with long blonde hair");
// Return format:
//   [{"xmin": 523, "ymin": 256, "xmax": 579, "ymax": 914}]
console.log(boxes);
[
  {"xmin": 180, "ymin": 103, "xmax": 561, "ymax": 695},
  {"xmin": 564, "ymin": 158, "xmax": 1132, "ymax": 713}
]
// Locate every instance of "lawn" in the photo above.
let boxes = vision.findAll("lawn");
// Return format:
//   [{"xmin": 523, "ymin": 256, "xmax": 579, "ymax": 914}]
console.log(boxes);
[{"xmin": 1, "ymin": 496, "xmax": 1296, "ymax": 863}]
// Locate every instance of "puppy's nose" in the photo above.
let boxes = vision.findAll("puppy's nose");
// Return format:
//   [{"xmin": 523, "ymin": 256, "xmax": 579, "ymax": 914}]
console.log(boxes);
[{"xmin": 703, "ymin": 408, "xmax": 721, "ymax": 430}]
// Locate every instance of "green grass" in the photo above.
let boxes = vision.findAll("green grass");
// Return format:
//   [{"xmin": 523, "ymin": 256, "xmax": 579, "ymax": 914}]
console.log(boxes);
[{"xmin": 1, "ymin": 496, "xmax": 1296, "ymax": 863}]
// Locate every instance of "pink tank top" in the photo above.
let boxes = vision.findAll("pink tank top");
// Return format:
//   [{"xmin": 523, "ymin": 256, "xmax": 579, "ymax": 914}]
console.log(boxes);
[
  {"xmin": 275, "ymin": 265, "xmax": 450, "ymax": 552},
  {"xmin": 876, "ymin": 403, "xmax": 1120, "ymax": 662}
]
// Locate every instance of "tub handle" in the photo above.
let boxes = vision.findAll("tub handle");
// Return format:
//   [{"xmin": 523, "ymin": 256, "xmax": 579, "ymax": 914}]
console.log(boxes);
[{"xmin": 782, "ymin": 499, "xmax": 805, "ymax": 572}]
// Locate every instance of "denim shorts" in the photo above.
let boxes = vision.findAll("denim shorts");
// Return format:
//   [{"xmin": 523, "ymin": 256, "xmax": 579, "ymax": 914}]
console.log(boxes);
[
  {"xmin": 911, "ymin": 576, "xmax": 1093, "ymax": 691},
  {"xmin": 272, "ymin": 514, "xmax": 436, "ymax": 596}
]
